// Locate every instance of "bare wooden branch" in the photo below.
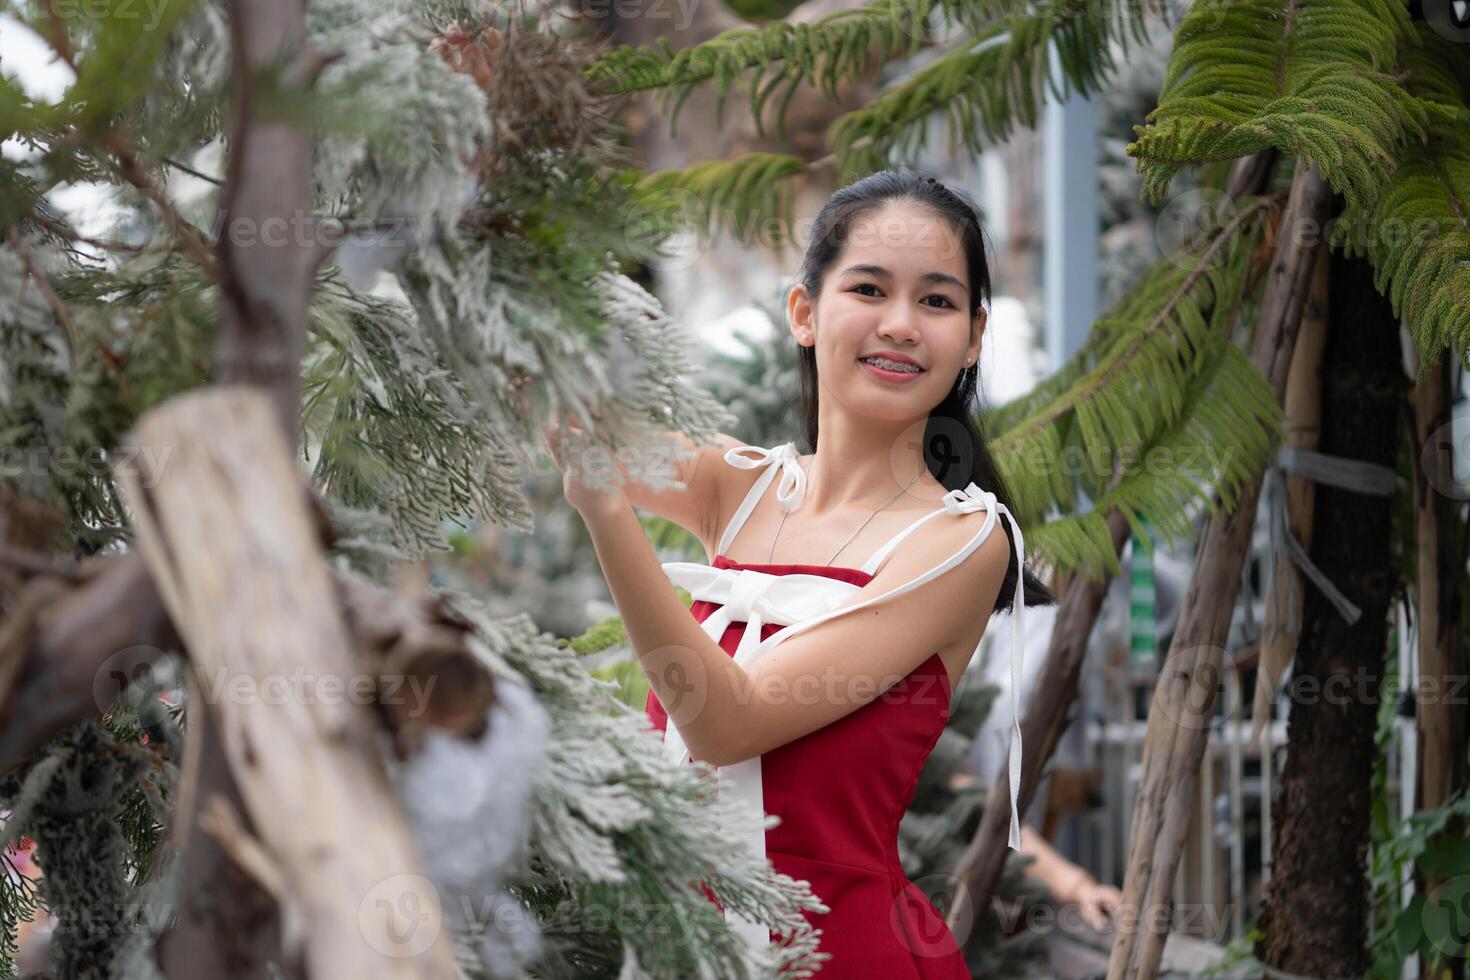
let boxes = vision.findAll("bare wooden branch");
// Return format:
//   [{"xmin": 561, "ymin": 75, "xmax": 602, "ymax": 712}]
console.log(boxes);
[
  {"xmin": 5, "ymin": 225, "xmax": 80, "ymax": 359},
  {"xmin": 212, "ymin": 0, "xmax": 319, "ymax": 436},
  {"xmin": 0, "ymin": 552, "xmax": 179, "ymax": 776},
  {"xmin": 333, "ymin": 572, "xmax": 498, "ymax": 758},
  {"xmin": 164, "ymin": 157, "xmax": 224, "ymax": 186},
  {"xmin": 0, "ymin": 485, "xmax": 66, "ymax": 558},
  {"xmin": 947, "ymin": 508, "xmax": 1132, "ymax": 939},
  {"xmin": 0, "ymin": 546, "xmax": 85, "ymax": 583},
  {"xmin": 1249, "ymin": 239, "xmax": 1327, "ymax": 749},
  {"xmin": 114, "ymin": 386, "xmax": 460, "ymax": 978},
  {"xmin": 25, "ymin": 208, "xmax": 156, "ymax": 255},
  {"xmin": 1106, "ymin": 159, "xmax": 1334, "ymax": 980},
  {"xmin": 1411, "ymin": 351, "xmax": 1468, "ymax": 820},
  {"xmin": 0, "ymin": 543, "xmax": 499, "ymax": 774},
  {"xmin": 156, "ymin": 674, "xmax": 299, "ymax": 980}
]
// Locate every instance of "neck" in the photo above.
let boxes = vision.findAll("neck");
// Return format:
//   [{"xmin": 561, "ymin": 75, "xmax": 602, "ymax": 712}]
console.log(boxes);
[{"xmin": 801, "ymin": 411, "xmax": 935, "ymax": 514}]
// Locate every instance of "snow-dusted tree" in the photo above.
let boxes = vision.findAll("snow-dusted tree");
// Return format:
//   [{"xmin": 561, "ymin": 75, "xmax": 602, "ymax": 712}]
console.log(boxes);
[{"xmin": 0, "ymin": 2, "xmax": 830, "ymax": 978}]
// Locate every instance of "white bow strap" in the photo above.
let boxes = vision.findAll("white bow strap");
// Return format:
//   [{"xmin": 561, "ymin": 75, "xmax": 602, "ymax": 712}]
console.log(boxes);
[
  {"xmin": 724, "ymin": 442, "xmax": 806, "ymax": 512},
  {"xmin": 942, "ymin": 483, "xmax": 1027, "ymax": 851}
]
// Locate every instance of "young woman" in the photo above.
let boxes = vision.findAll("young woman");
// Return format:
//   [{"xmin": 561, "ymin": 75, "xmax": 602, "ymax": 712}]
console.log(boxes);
[{"xmin": 548, "ymin": 169, "xmax": 1055, "ymax": 977}]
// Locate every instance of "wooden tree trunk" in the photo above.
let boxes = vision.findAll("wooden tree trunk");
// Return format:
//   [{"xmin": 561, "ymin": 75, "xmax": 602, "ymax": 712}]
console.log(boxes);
[
  {"xmin": 946, "ymin": 509, "xmax": 1131, "ymax": 935},
  {"xmin": 1412, "ymin": 351, "xmax": 1468, "ymax": 819},
  {"xmin": 1249, "ymin": 239, "xmax": 1327, "ymax": 748},
  {"xmin": 1410, "ymin": 347, "xmax": 1469, "ymax": 980},
  {"xmin": 156, "ymin": 3, "xmax": 326, "ymax": 974},
  {"xmin": 1252, "ymin": 248, "xmax": 1405, "ymax": 976},
  {"xmin": 115, "ymin": 387, "xmax": 460, "ymax": 979},
  {"xmin": 1106, "ymin": 159, "xmax": 1333, "ymax": 980},
  {"xmin": 212, "ymin": 0, "xmax": 317, "ymax": 437}
]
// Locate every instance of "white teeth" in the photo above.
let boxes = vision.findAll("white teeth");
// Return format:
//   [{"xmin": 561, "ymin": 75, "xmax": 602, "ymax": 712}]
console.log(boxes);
[{"xmin": 861, "ymin": 356, "xmax": 922, "ymax": 373}]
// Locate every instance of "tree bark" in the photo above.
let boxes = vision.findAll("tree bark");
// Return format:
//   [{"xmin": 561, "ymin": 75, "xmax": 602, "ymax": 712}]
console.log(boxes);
[
  {"xmin": 115, "ymin": 386, "xmax": 461, "ymax": 979},
  {"xmin": 1106, "ymin": 159, "xmax": 1334, "ymax": 980},
  {"xmin": 1249, "ymin": 237, "xmax": 1327, "ymax": 749},
  {"xmin": 1411, "ymin": 350, "xmax": 1468, "ymax": 819},
  {"xmin": 153, "ymin": 3, "xmax": 320, "ymax": 974},
  {"xmin": 212, "ymin": 0, "xmax": 317, "ymax": 438},
  {"xmin": 1253, "ymin": 247, "xmax": 1405, "ymax": 977},
  {"xmin": 1410, "ymin": 347, "xmax": 1469, "ymax": 980}
]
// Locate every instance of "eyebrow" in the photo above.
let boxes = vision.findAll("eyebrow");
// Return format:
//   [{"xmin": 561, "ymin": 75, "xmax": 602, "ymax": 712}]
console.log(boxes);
[{"xmin": 839, "ymin": 263, "xmax": 967, "ymax": 294}]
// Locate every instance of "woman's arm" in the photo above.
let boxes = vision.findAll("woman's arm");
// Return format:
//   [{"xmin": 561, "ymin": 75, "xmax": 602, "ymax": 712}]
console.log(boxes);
[
  {"xmin": 1017, "ymin": 824, "xmax": 1122, "ymax": 930},
  {"xmin": 574, "ymin": 490, "xmax": 1010, "ymax": 767}
]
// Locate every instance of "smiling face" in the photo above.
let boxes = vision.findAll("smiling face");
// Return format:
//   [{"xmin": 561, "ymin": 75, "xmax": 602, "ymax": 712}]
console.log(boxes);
[{"xmin": 788, "ymin": 199, "xmax": 986, "ymax": 422}]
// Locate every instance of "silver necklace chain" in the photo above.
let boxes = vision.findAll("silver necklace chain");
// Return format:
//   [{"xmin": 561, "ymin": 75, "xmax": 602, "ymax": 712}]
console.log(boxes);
[{"xmin": 766, "ymin": 460, "xmax": 928, "ymax": 567}]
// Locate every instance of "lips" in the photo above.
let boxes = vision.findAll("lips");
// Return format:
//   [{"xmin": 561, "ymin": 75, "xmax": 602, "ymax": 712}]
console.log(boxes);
[
  {"xmin": 857, "ymin": 355, "xmax": 925, "ymax": 373},
  {"xmin": 858, "ymin": 356, "xmax": 926, "ymax": 384}
]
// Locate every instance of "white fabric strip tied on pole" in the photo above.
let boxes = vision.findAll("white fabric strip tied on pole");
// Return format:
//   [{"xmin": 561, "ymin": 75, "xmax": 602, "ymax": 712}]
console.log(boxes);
[{"xmin": 656, "ymin": 442, "xmax": 1030, "ymax": 954}]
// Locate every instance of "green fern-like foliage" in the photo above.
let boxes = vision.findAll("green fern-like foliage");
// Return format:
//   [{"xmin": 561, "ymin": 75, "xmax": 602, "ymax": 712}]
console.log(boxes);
[
  {"xmin": 1127, "ymin": 0, "xmax": 1429, "ymax": 210},
  {"xmin": 987, "ymin": 193, "xmax": 1282, "ymax": 578},
  {"xmin": 583, "ymin": 0, "xmax": 1005, "ymax": 142},
  {"xmin": 630, "ymin": 153, "xmax": 808, "ymax": 249},
  {"xmin": 830, "ymin": 0, "xmax": 1166, "ymax": 178},
  {"xmin": 1328, "ymin": 23, "xmax": 1470, "ymax": 381},
  {"xmin": 589, "ymin": 0, "xmax": 1165, "ymax": 187}
]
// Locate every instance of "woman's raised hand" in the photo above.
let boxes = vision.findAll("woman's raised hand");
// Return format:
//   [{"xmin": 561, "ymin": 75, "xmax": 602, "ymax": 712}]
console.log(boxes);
[{"xmin": 541, "ymin": 414, "xmax": 626, "ymax": 515}]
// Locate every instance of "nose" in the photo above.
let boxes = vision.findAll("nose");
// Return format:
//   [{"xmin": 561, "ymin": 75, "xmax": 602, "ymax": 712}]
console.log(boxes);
[{"xmin": 876, "ymin": 301, "xmax": 921, "ymax": 346}]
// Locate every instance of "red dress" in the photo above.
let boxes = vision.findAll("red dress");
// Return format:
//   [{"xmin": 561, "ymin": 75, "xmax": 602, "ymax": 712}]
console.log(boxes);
[
  {"xmin": 643, "ymin": 441, "xmax": 1031, "ymax": 978},
  {"xmin": 646, "ymin": 554, "xmax": 971, "ymax": 978}
]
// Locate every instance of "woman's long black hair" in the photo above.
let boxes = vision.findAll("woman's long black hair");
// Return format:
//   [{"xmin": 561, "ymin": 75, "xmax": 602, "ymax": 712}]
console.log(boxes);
[{"xmin": 791, "ymin": 168, "xmax": 1057, "ymax": 617}]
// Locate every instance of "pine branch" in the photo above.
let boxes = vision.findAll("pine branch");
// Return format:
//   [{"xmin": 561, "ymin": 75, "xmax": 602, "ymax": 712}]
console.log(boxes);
[
  {"xmin": 630, "ymin": 153, "xmax": 809, "ymax": 249},
  {"xmin": 583, "ymin": 0, "xmax": 1007, "ymax": 141},
  {"xmin": 101, "ymin": 128, "xmax": 220, "ymax": 278},
  {"xmin": 596, "ymin": 0, "xmax": 1162, "ymax": 193},
  {"xmin": 305, "ymin": 273, "xmax": 536, "ymax": 559},
  {"xmin": 8, "ymin": 2, "xmax": 221, "ymax": 276},
  {"xmin": 830, "ymin": 0, "xmax": 1166, "ymax": 177},
  {"xmin": 1127, "ymin": 0, "xmax": 1429, "ymax": 210},
  {"xmin": 1329, "ymin": 23, "xmax": 1470, "ymax": 380},
  {"xmin": 5, "ymin": 226, "xmax": 79, "ymax": 361},
  {"xmin": 448, "ymin": 599, "xmax": 831, "ymax": 980}
]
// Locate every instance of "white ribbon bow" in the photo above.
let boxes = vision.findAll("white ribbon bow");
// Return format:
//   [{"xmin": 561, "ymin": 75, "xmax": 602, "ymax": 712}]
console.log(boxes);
[
  {"xmin": 724, "ymin": 442, "xmax": 807, "ymax": 512},
  {"xmin": 658, "ymin": 563, "xmax": 862, "ymax": 768},
  {"xmin": 657, "ymin": 448, "xmax": 1030, "ymax": 953}
]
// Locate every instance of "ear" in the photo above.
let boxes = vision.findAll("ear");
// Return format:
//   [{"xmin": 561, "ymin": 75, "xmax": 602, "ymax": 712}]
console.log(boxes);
[
  {"xmin": 967, "ymin": 306, "xmax": 987, "ymax": 364},
  {"xmin": 787, "ymin": 283, "xmax": 816, "ymax": 348}
]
